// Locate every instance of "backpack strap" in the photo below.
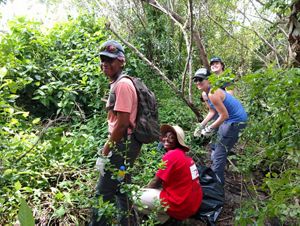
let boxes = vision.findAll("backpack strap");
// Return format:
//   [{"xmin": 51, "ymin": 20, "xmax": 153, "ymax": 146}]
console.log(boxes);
[
  {"xmin": 115, "ymin": 73, "xmax": 131, "ymax": 83},
  {"xmin": 106, "ymin": 73, "xmax": 133, "ymax": 112}
]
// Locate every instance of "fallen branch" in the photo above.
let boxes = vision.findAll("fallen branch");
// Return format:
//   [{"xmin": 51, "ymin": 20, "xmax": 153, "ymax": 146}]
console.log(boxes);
[{"xmin": 218, "ymin": 216, "xmax": 233, "ymax": 222}]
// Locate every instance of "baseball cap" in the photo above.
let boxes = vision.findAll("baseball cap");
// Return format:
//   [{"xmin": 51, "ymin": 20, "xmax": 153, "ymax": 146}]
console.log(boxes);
[
  {"xmin": 192, "ymin": 68, "xmax": 210, "ymax": 81},
  {"xmin": 210, "ymin": 57, "xmax": 223, "ymax": 65},
  {"xmin": 99, "ymin": 40, "xmax": 125, "ymax": 59},
  {"xmin": 210, "ymin": 56, "xmax": 225, "ymax": 70}
]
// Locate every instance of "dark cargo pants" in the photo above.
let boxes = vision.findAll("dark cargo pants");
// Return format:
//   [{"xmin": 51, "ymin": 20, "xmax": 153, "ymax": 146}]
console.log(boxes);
[
  {"xmin": 90, "ymin": 135, "xmax": 142, "ymax": 226},
  {"xmin": 211, "ymin": 122, "xmax": 246, "ymax": 184}
]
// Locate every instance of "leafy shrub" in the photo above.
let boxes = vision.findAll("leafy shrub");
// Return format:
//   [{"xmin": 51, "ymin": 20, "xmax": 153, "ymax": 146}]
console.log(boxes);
[
  {"xmin": 0, "ymin": 15, "xmax": 108, "ymax": 119},
  {"xmin": 235, "ymin": 67, "xmax": 300, "ymax": 224},
  {"xmin": 0, "ymin": 14, "xmax": 111, "ymax": 224}
]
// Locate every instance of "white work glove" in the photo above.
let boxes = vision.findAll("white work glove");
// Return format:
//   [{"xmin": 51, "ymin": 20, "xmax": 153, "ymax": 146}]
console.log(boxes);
[
  {"xmin": 201, "ymin": 126, "xmax": 215, "ymax": 137},
  {"xmin": 95, "ymin": 157, "xmax": 107, "ymax": 176},
  {"xmin": 193, "ymin": 123, "xmax": 205, "ymax": 137},
  {"xmin": 95, "ymin": 149, "xmax": 112, "ymax": 176}
]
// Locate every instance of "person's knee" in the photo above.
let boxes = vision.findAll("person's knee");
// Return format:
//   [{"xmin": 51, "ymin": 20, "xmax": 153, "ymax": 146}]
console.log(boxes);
[
  {"xmin": 139, "ymin": 188, "xmax": 161, "ymax": 208},
  {"xmin": 213, "ymin": 146, "xmax": 227, "ymax": 161}
]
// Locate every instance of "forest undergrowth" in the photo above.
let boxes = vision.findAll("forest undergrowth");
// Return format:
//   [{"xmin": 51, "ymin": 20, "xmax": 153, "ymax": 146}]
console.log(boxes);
[{"xmin": 0, "ymin": 14, "xmax": 299, "ymax": 225}]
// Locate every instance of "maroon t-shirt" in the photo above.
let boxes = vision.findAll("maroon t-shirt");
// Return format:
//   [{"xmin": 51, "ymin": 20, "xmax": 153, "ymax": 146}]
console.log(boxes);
[{"xmin": 156, "ymin": 148, "xmax": 203, "ymax": 220}]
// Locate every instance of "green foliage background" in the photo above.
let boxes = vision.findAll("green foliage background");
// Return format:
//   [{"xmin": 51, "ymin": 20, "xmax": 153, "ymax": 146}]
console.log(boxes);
[
  {"xmin": 235, "ymin": 68, "xmax": 300, "ymax": 225},
  {"xmin": 0, "ymin": 11, "xmax": 299, "ymax": 225},
  {"xmin": 0, "ymin": 14, "xmax": 198, "ymax": 225}
]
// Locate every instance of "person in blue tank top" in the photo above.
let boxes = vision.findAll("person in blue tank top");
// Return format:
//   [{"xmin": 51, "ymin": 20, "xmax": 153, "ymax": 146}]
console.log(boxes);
[
  {"xmin": 193, "ymin": 68, "xmax": 247, "ymax": 184},
  {"xmin": 199, "ymin": 57, "xmax": 234, "ymax": 124}
]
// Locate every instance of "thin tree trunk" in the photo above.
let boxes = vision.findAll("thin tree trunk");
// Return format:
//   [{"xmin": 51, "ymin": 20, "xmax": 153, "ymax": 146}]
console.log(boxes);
[
  {"xmin": 288, "ymin": 1, "xmax": 300, "ymax": 67},
  {"xmin": 141, "ymin": 0, "xmax": 209, "ymax": 67}
]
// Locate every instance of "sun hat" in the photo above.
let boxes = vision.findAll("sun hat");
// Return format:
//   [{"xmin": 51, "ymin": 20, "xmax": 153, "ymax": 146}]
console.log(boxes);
[
  {"xmin": 192, "ymin": 68, "xmax": 211, "ymax": 81},
  {"xmin": 99, "ymin": 40, "xmax": 125, "ymax": 59},
  {"xmin": 160, "ymin": 124, "xmax": 189, "ymax": 151}
]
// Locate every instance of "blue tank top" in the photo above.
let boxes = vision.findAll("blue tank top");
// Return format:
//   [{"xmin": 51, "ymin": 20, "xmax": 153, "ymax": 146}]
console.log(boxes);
[{"xmin": 207, "ymin": 90, "xmax": 248, "ymax": 123}]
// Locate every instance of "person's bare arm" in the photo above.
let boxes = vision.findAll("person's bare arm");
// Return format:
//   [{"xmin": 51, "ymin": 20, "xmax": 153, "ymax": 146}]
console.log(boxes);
[
  {"xmin": 147, "ymin": 176, "xmax": 163, "ymax": 189},
  {"xmin": 102, "ymin": 111, "xmax": 130, "ymax": 156},
  {"xmin": 208, "ymin": 89, "xmax": 229, "ymax": 129}
]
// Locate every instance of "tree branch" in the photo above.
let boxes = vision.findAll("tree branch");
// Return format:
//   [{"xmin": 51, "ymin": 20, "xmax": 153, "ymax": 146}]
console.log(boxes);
[
  {"xmin": 249, "ymin": 0, "xmax": 288, "ymax": 38},
  {"xmin": 141, "ymin": 0, "xmax": 209, "ymax": 67},
  {"xmin": 130, "ymin": 0, "xmax": 147, "ymax": 30},
  {"xmin": 204, "ymin": 10, "xmax": 268, "ymax": 64},
  {"xmin": 180, "ymin": 0, "xmax": 193, "ymax": 98},
  {"xmin": 188, "ymin": 0, "xmax": 193, "ymax": 103},
  {"xmin": 236, "ymin": 8, "xmax": 285, "ymax": 63},
  {"xmin": 253, "ymin": 0, "xmax": 265, "ymax": 6}
]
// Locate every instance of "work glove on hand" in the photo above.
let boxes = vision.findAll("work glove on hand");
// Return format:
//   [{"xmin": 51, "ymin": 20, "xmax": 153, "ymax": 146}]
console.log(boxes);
[
  {"xmin": 193, "ymin": 123, "xmax": 205, "ymax": 137},
  {"xmin": 95, "ymin": 148, "xmax": 112, "ymax": 176},
  {"xmin": 95, "ymin": 157, "xmax": 107, "ymax": 176},
  {"xmin": 201, "ymin": 126, "xmax": 216, "ymax": 137}
]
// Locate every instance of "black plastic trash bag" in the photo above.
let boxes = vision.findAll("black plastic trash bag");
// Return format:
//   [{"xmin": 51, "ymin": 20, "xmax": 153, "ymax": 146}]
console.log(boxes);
[{"xmin": 192, "ymin": 166, "xmax": 224, "ymax": 226}]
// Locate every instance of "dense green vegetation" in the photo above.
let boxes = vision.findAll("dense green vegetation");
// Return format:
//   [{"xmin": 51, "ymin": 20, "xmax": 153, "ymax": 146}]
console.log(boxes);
[
  {"xmin": 0, "ymin": 15, "xmax": 199, "ymax": 225},
  {"xmin": 0, "ymin": 0, "xmax": 299, "ymax": 225},
  {"xmin": 236, "ymin": 67, "xmax": 300, "ymax": 225},
  {"xmin": 0, "ymin": 15, "xmax": 108, "ymax": 224}
]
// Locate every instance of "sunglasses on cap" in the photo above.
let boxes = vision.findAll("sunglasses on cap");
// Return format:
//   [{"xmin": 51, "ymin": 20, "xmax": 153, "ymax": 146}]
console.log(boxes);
[{"xmin": 100, "ymin": 44, "xmax": 123, "ymax": 54}]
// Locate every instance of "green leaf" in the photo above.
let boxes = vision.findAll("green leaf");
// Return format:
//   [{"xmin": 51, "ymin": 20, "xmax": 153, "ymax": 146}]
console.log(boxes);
[
  {"xmin": 54, "ymin": 206, "xmax": 65, "ymax": 217},
  {"xmin": 22, "ymin": 112, "xmax": 30, "ymax": 118},
  {"xmin": 10, "ymin": 118, "xmax": 19, "ymax": 125},
  {"xmin": 3, "ymin": 169, "xmax": 13, "ymax": 176},
  {"xmin": 63, "ymin": 192, "xmax": 72, "ymax": 204},
  {"xmin": 0, "ymin": 67, "xmax": 7, "ymax": 79},
  {"xmin": 32, "ymin": 118, "xmax": 41, "ymax": 124},
  {"xmin": 55, "ymin": 192, "xmax": 64, "ymax": 201},
  {"xmin": 4, "ymin": 107, "xmax": 14, "ymax": 114},
  {"xmin": 18, "ymin": 198, "xmax": 35, "ymax": 226},
  {"xmin": 15, "ymin": 181, "xmax": 22, "ymax": 191}
]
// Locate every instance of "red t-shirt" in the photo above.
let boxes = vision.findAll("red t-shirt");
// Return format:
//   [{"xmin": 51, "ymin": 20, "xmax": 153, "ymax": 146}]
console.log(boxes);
[{"xmin": 156, "ymin": 148, "xmax": 203, "ymax": 220}]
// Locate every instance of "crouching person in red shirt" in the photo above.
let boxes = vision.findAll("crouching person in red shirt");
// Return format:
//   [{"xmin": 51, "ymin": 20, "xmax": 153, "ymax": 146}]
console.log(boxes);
[{"xmin": 136, "ymin": 124, "xmax": 203, "ymax": 224}]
